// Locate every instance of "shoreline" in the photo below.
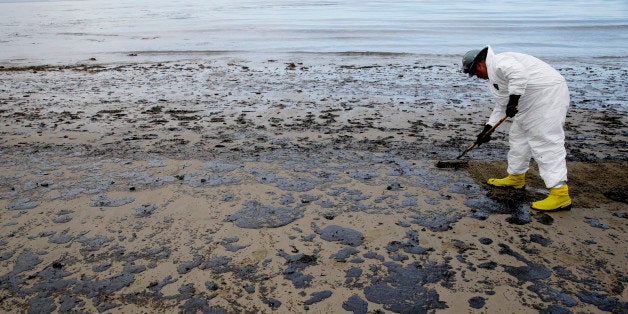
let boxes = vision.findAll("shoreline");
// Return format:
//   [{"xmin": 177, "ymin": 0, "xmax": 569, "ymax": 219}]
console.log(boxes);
[{"xmin": 0, "ymin": 55, "xmax": 626, "ymax": 313}]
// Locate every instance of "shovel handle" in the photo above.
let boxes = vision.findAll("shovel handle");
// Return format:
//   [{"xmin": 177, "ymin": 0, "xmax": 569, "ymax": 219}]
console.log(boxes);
[
  {"xmin": 456, "ymin": 115, "xmax": 508, "ymax": 159},
  {"xmin": 456, "ymin": 142, "xmax": 477, "ymax": 159}
]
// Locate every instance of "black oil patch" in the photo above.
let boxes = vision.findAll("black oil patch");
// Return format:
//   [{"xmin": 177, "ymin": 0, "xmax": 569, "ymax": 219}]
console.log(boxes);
[
  {"xmin": 177, "ymin": 256, "xmax": 203, "ymax": 274},
  {"xmin": 478, "ymin": 261, "xmax": 498, "ymax": 270},
  {"xmin": 363, "ymin": 261, "xmax": 452, "ymax": 312},
  {"xmin": 225, "ymin": 201, "xmax": 304, "ymax": 229},
  {"xmin": 386, "ymin": 231, "xmax": 432, "ymax": 256},
  {"xmin": 200, "ymin": 256, "xmax": 232, "ymax": 274},
  {"xmin": 498, "ymin": 244, "xmax": 551, "ymax": 282},
  {"xmin": 147, "ymin": 275, "xmax": 175, "ymax": 292},
  {"xmin": 345, "ymin": 267, "xmax": 363, "ymax": 285},
  {"xmin": 527, "ymin": 282, "xmax": 577, "ymax": 307},
  {"xmin": 464, "ymin": 197, "xmax": 510, "ymax": 215},
  {"xmin": 448, "ymin": 179, "xmax": 483, "ymax": 197},
  {"xmin": 343, "ymin": 294, "xmax": 368, "ymax": 314},
  {"xmin": 363, "ymin": 251, "xmax": 385, "ymax": 262},
  {"xmin": 134, "ymin": 204, "xmax": 157, "ymax": 217},
  {"xmin": 264, "ymin": 297, "xmax": 282, "ymax": 310},
  {"xmin": 304, "ymin": 290, "xmax": 332, "ymax": 305},
  {"xmin": 277, "ymin": 250, "xmax": 317, "ymax": 288},
  {"xmin": 0, "ymin": 251, "xmax": 14, "ymax": 262},
  {"xmin": 28, "ymin": 295, "xmax": 56, "ymax": 313},
  {"xmin": 331, "ymin": 247, "xmax": 360, "ymax": 262},
  {"xmin": 219, "ymin": 237, "xmax": 249, "ymax": 252},
  {"xmin": 77, "ymin": 234, "xmax": 113, "ymax": 252},
  {"xmin": 13, "ymin": 249, "xmax": 43, "ymax": 274},
  {"xmin": 348, "ymin": 170, "xmax": 379, "ymax": 182},
  {"xmin": 92, "ymin": 262, "xmax": 112, "ymax": 273},
  {"xmin": 313, "ymin": 224, "xmax": 364, "ymax": 247},
  {"xmin": 52, "ymin": 215, "xmax": 72, "ymax": 223},
  {"xmin": 90, "ymin": 194, "xmax": 135, "ymax": 207},
  {"xmin": 603, "ymin": 185, "xmax": 627, "ymax": 203},
  {"xmin": 58, "ymin": 294, "xmax": 83, "ymax": 312},
  {"xmin": 584, "ymin": 218, "xmax": 610, "ymax": 230},
  {"xmin": 468, "ymin": 296, "xmax": 486, "ymax": 309},
  {"xmin": 415, "ymin": 169, "xmax": 452, "ymax": 191},
  {"xmin": 74, "ymin": 272, "xmax": 135, "ymax": 299},
  {"xmin": 478, "ymin": 237, "xmax": 493, "ymax": 245},
  {"xmin": 201, "ymin": 161, "xmax": 241, "ymax": 172},
  {"xmin": 180, "ymin": 295, "xmax": 228, "ymax": 314},
  {"xmin": 529, "ymin": 234, "xmax": 553, "ymax": 247},
  {"xmin": 5, "ymin": 197, "xmax": 39, "ymax": 210},
  {"xmin": 252, "ymin": 169, "xmax": 321, "ymax": 192},
  {"xmin": 505, "ymin": 205, "xmax": 532, "ymax": 225},
  {"xmin": 533, "ymin": 213, "xmax": 554, "ymax": 225},
  {"xmin": 409, "ymin": 210, "xmax": 462, "ymax": 231},
  {"xmin": 400, "ymin": 230, "xmax": 432, "ymax": 254},
  {"xmin": 539, "ymin": 304, "xmax": 572, "ymax": 314},
  {"xmin": 576, "ymin": 290, "xmax": 627, "ymax": 312}
]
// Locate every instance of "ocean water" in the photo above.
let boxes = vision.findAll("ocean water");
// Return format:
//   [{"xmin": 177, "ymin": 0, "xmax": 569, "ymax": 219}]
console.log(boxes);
[{"xmin": 0, "ymin": 0, "xmax": 627, "ymax": 64}]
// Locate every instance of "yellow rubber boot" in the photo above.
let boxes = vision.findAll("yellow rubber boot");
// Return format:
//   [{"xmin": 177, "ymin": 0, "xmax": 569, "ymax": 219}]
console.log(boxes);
[
  {"xmin": 487, "ymin": 173, "xmax": 525, "ymax": 189},
  {"xmin": 531, "ymin": 184, "xmax": 572, "ymax": 211}
]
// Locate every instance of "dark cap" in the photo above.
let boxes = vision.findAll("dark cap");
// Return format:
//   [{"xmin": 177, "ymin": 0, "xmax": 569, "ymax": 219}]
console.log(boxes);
[{"xmin": 462, "ymin": 46, "xmax": 488, "ymax": 77}]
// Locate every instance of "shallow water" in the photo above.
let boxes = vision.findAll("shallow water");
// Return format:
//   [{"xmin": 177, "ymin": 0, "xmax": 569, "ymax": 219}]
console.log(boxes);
[{"xmin": 1, "ymin": 0, "xmax": 627, "ymax": 64}]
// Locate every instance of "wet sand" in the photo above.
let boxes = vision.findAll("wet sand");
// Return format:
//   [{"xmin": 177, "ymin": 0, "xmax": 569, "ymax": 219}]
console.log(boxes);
[{"xmin": 0, "ymin": 54, "xmax": 626, "ymax": 313}]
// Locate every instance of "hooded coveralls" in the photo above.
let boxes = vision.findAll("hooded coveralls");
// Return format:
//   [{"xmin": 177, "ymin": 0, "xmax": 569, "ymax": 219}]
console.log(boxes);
[{"xmin": 484, "ymin": 46, "xmax": 570, "ymax": 188}]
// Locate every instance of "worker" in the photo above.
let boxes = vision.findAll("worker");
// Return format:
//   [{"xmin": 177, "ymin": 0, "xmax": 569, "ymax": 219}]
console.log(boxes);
[{"xmin": 462, "ymin": 45, "xmax": 572, "ymax": 211}]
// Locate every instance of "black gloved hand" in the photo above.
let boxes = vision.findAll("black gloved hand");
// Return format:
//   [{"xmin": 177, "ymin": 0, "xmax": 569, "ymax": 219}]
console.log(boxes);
[
  {"xmin": 475, "ymin": 124, "xmax": 493, "ymax": 146},
  {"xmin": 506, "ymin": 94, "xmax": 520, "ymax": 117}
]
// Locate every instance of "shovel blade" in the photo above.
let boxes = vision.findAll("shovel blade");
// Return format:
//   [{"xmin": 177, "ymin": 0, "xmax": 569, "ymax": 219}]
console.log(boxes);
[{"xmin": 435, "ymin": 160, "xmax": 469, "ymax": 169}]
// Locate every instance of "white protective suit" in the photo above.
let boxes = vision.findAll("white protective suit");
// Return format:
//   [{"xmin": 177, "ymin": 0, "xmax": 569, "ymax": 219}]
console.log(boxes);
[{"xmin": 484, "ymin": 46, "xmax": 570, "ymax": 188}]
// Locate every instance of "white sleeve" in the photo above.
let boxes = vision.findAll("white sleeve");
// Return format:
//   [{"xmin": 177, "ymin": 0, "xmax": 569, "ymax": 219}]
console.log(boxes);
[
  {"xmin": 487, "ymin": 82, "xmax": 507, "ymax": 126},
  {"xmin": 488, "ymin": 104, "xmax": 505, "ymax": 126},
  {"xmin": 498, "ymin": 56, "xmax": 529, "ymax": 96}
]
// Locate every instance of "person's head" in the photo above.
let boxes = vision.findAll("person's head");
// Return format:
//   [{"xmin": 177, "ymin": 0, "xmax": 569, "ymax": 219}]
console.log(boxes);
[{"xmin": 462, "ymin": 47, "xmax": 489, "ymax": 79}]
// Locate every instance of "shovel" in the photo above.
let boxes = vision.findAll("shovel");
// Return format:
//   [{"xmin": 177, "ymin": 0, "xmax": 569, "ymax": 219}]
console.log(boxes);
[{"xmin": 435, "ymin": 115, "xmax": 508, "ymax": 168}]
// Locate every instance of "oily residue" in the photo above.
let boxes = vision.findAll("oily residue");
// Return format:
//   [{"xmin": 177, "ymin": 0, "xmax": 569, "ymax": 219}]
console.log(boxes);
[
  {"xmin": 225, "ymin": 201, "xmax": 304, "ymax": 229},
  {"xmin": 363, "ymin": 261, "xmax": 453, "ymax": 313}
]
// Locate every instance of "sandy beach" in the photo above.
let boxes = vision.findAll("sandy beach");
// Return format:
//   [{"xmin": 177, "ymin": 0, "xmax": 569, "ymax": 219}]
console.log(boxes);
[{"xmin": 0, "ymin": 53, "xmax": 626, "ymax": 313}]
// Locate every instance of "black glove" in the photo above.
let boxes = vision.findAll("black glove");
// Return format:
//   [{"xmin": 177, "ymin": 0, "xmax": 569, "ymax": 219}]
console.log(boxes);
[
  {"xmin": 506, "ymin": 94, "xmax": 520, "ymax": 117},
  {"xmin": 475, "ymin": 124, "xmax": 493, "ymax": 146}
]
